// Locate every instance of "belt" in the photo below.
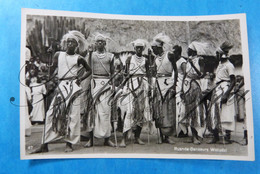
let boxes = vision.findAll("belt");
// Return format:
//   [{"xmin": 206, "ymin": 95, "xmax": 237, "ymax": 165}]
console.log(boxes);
[
  {"xmin": 131, "ymin": 74, "xmax": 146, "ymax": 78},
  {"xmin": 157, "ymin": 74, "xmax": 172, "ymax": 77},
  {"xmin": 92, "ymin": 75, "xmax": 110, "ymax": 79},
  {"xmin": 216, "ymin": 80, "xmax": 230, "ymax": 85},
  {"xmin": 59, "ymin": 76, "xmax": 76, "ymax": 81}
]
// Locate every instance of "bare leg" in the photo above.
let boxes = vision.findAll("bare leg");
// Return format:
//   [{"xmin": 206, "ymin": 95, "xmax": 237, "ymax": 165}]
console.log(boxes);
[
  {"xmin": 240, "ymin": 130, "xmax": 248, "ymax": 146},
  {"xmin": 164, "ymin": 135, "xmax": 175, "ymax": 144},
  {"xmin": 207, "ymin": 129, "xmax": 219, "ymax": 144},
  {"xmin": 104, "ymin": 138, "xmax": 115, "ymax": 147},
  {"xmin": 223, "ymin": 130, "xmax": 232, "ymax": 144},
  {"xmin": 157, "ymin": 129, "xmax": 163, "ymax": 144},
  {"xmin": 161, "ymin": 127, "xmax": 175, "ymax": 144},
  {"xmin": 119, "ymin": 132, "xmax": 127, "ymax": 148},
  {"xmin": 84, "ymin": 131, "xmax": 93, "ymax": 148},
  {"xmin": 191, "ymin": 127, "xmax": 201, "ymax": 145},
  {"xmin": 134, "ymin": 126, "xmax": 145, "ymax": 145}
]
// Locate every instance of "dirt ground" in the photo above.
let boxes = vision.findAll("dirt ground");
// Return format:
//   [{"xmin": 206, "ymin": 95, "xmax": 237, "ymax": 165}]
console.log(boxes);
[{"xmin": 25, "ymin": 121, "xmax": 247, "ymax": 158}]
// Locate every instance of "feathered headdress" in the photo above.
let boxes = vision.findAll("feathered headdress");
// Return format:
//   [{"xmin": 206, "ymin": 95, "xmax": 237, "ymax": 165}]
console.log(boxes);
[{"xmin": 61, "ymin": 30, "xmax": 87, "ymax": 53}]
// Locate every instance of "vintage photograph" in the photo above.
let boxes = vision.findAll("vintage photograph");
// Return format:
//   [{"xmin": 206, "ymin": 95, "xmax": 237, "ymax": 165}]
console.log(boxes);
[{"xmin": 20, "ymin": 9, "xmax": 254, "ymax": 160}]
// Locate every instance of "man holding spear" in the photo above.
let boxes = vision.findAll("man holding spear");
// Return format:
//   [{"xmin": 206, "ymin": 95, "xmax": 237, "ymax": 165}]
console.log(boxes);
[
  {"xmin": 84, "ymin": 33, "xmax": 116, "ymax": 148},
  {"xmin": 207, "ymin": 41, "xmax": 236, "ymax": 144},
  {"xmin": 180, "ymin": 41, "xmax": 206, "ymax": 145},
  {"xmin": 152, "ymin": 33, "xmax": 177, "ymax": 144},
  {"xmin": 118, "ymin": 39, "xmax": 150, "ymax": 147},
  {"xmin": 31, "ymin": 30, "xmax": 91, "ymax": 153}
]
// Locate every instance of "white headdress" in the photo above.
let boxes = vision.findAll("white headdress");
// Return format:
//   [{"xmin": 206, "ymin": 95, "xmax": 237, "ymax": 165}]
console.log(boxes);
[
  {"xmin": 188, "ymin": 41, "xmax": 211, "ymax": 56},
  {"xmin": 61, "ymin": 30, "xmax": 87, "ymax": 53},
  {"xmin": 152, "ymin": 33, "xmax": 172, "ymax": 50},
  {"xmin": 216, "ymin": 41, "xmax": 233, "ymax": 55},
  {"xmin": 131, "ymin": 39, "xmax": 148, "ymax": 49},
  {"xmin": 93, "ymin": 33, "xmax": 112, "ymax": 42}
]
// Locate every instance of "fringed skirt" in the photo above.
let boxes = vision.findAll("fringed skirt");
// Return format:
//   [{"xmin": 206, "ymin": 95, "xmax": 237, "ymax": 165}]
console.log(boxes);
[
  {"xmin": 182, "ymin": 79, "xmax": 205, "ymax": 137},
  {"xmin": 153, "ymin": 77, "xmax": 176, "ymax": 130},
  {"xmin": 176, "ymin": 80, "xmax": 186, "ymax": 136},
  {"xmin": 118, "ymin": 76, "xmax": 150, "ymax": 133},
  {"xmin": 42, "ymin": 79, "xmax": 81, "ymax": 144}
]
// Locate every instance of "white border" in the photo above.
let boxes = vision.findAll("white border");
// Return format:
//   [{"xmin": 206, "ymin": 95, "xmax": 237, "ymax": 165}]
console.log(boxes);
[{"xmin": 20, "ymin": 8, "xmax": 255, "ymax": 161}]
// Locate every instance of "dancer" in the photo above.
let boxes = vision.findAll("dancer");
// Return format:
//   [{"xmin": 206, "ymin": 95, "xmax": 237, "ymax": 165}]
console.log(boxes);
[
  {"xmin": 207, "ymin": 41, "xmax": 236, "ymax": 144},
  {"xmin": 119, "ymin": 39, "xmax": 150, "ymax": 147},
  {"xmin": 84, "ymin": 33, "xmax": 116, "ymax": 148},
  {"xmin": 152, "ymin": 33, "xmax": 177, "ymax": 144},
  {"xmin": 31, "ymin": 30, "xmax": 91, "ymax": 153}
]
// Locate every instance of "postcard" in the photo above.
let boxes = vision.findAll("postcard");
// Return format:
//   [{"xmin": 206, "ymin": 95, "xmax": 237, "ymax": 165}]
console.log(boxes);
[{"xmin": 20, "ymin": 8, "xmax": 254, "ymax": 160}]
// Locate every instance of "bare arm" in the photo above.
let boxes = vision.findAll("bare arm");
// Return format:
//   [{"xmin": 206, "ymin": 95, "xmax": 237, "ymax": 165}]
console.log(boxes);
[
  {"xmin": 225, "ymin": 74, "xmax": 236, "ymax": 96},
  {"xmin": 110, "ymin": 55, "xmax": 115, "ymax": 75},
  {"xmin": 188, "ymin": 57, "xmax": 203, "ymax": 77},
  {"xmin": 172, "ymin": 62, "xmax": 177, "ymax": 89},
  {"xmin": 48, "ymin": 52, "xmax": 59, "ymax": 80},
  {"xmin": 221, "ymin": 74, "xmax": 236, "ymax": 104},
  {"xmin": 168, "ymin": 53, "xmax": 177, "ymax": 89},
  {"xmin": 181, "ymin": 62, "xmax": 187, "ymax": 92},
  {"xmin": 237, "ymin": 77, "xmax": 244, "ymax": 90},
  {"xmin": 77, "ymin": 56, "xmax": 92, "ymax": 82},
  {"xmin": 198, "ymin": 57, "xmax": 205, "ymax": 77}
]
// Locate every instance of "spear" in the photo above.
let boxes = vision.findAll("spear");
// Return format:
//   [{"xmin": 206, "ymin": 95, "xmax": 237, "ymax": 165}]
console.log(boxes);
[
  {"xmin": 111, "ymin": 68, "xmax": 118, "ymax": 148},
  {"xmin": 147, "ymin": 49, "xmax": 153, "ymax": 145},
  {"xmin": 88, "ymin": 47, "xmax": 95, "ymax": 150}
]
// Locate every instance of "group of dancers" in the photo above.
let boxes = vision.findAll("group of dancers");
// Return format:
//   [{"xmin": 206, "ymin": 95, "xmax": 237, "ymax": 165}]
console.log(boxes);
[{"xmin": 28, "ymin": 30, "xmax": 247, "ymax": 154}]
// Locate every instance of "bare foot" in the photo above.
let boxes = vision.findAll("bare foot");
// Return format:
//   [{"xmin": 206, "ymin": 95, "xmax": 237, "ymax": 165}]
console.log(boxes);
[
  {"xmin": 135, "ymin": 138, "xmax": 145, "ymax": 145},
  {"xmin": 240, "ymin": 139, "xmax": 248, "ymax": 146},
  {"xmin": 30, "ymin": 144, "xmax": 48, "ymax": 154},
  {"xmin": 84, "ymin": 139, "xmax": 93, "ymax": 148},
  {"xmin": 104, "ymin": 140, "xmax": 115, "ymax": 147},
  {"xmin": 65, "ymin": 143, "xmax": 73, "ymax": 152},
  {"xmin": 157, "ymin": 139, "xmax": 163, "ymax": 144},
  {"xmin": 193, "ymin": 137, "xmax": 201, "ymax": 145},
  {"xmin": 207, "ymin": 137, "xmax": 219, "ymax": 144},
  {"xmin": 163, "ymin": 138, "xmax": 175, "ymax": 144},
  {"xmin": 119, "ymin": 139, "xmax": 126, "ymax": 148}
]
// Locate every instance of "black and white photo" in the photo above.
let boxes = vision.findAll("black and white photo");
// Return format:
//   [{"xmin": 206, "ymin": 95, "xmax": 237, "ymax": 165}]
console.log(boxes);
[{"xmin": 20, "ymin": 9, "xmax": 254, "ymax": 160}]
